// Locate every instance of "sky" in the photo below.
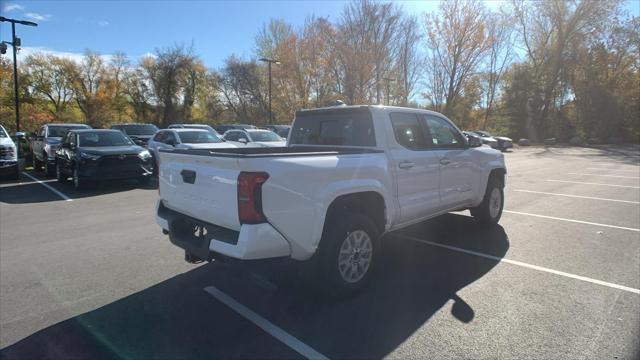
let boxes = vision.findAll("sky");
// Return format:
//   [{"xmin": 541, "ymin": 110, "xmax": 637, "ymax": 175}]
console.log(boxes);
[{"xmin": 1, "ymin": 0, "xmax": 639, "ymax": 68}]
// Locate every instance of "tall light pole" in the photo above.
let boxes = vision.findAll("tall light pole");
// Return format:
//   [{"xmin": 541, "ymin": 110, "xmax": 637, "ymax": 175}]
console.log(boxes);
[
  {"xmin": 383, "ymin": 77, "xmax": 395, "ymax": 106},
  {"xmin": 258, "ymin": 57, "xmax": 280, "ymax": 123},
  {"xmin": 0, "ymin": 16, "xmax": 38, "ymax": 132}
]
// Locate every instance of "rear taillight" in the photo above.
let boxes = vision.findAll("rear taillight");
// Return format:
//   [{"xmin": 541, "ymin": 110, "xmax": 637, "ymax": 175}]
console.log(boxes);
[{"xmin": 237, "ymin": 172, "xmax": 269, "ymax": 224}]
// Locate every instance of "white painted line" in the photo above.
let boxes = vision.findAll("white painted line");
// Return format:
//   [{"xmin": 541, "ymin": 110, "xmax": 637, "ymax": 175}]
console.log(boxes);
[
  {"xmin": 586, "ymin": 168, "xmax": 640, "ymax": 173},
  {"xmin": 503, "ymin": 210, "xmax": 639, "ymax": 232},
  {"xmin": 568, "ymin": 173, "xmax": 639, "ymax": 179},
  {"xmin": 546, "ymin": 179, "xmax": 640, "ymax": 189},
  {"xmin": 513, "ymin": 189, "xmax": 639, "ymax": 204},
  {"xmin": 204, "ymin": 286, "xmax": 329, "ymax": 360},
  {"xmin": 397, "ymin": 235, "xmax": 640, "ymax": 295},
  {"xmin": 22, "ymin": 172, "xmax": 72, "ymax": 202}
]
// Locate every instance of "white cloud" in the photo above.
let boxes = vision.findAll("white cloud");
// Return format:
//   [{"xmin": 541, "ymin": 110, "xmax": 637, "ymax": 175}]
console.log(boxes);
[
  {"xmin": 2, "ymin": 3, "xmax": 24, "ymax": 12},
  {"xmin": 98, "ymin": 20, "xmax": 109, "ymax": 27},
  {"xmin": 23, "ymin": 12, "xmax": 52, "ymax": 22},
  {"xmin": 17, "ymin": 47, "xmax": 153, "ymax": 65},
  {"xmin": 17, "ymin": 47, "xmax": 112, "ymax": 64}
]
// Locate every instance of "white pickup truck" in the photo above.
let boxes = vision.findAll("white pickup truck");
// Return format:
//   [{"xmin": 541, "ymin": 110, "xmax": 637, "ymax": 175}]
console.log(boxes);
[{"xmin": 156, "ymin": 105, "xmax": 506, "ymax": 293}]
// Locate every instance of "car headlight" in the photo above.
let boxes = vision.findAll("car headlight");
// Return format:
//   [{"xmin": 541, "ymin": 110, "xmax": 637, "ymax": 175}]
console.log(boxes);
[
  {"xmin": 138, "ymin": 150, "xmax": 151, "ymax": 160},
  {"xmin": 80, "ymin": 152, "xmax": 101, "ymax": 161}
]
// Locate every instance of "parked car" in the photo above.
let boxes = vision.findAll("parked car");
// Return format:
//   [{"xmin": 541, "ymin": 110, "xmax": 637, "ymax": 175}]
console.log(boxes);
[
  {"xmin": 222, "ymin": 129, "xmax": 286, "ymax": 147},
  {"xmin": 156, "ymin": 105, "xmax": 506, "ymax": 293},
  {"xmin": 263, "ymin": 124, "xmax": 291, "ymax": 138},
  {"xmin": 31, "ymin": 123, "xmax": 92, "ymax": 176},
  {"xmin": 167, "ymin": 124, "xmax": 220, "ymax": 136},
  {"xmin": 0, "ymin": 124, "xmax": 20, "ymax": 180},
  {"xmin": 215, "ymin": 124, "xmax": 256, "ymax": 134},
  {"xmin": 110, "ymin": 123, "xmax": 159, "ymax": 147},
  {"xmin": 148, "ymin": 129, "xmax": 238, "ymax": 173},
  {"xmin": 55, "ymin": 129, "xmax": 153, "ymax": 189},
  {"xmin": 471, "ymin": 131, "xmax": 513, "ymax": 151}
]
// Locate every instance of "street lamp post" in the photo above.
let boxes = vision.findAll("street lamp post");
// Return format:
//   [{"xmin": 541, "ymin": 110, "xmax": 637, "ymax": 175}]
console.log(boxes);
[
  {"xmin": 383, "ymin": 77, "xmax": 395, "ymax": 106},
  {"xmin": 258, "ymin": 57, "xmax": 280, "ymax": 123},
  {"xmin": 1, "ymin": 16, "xmax": 38, "ymax": 132}
]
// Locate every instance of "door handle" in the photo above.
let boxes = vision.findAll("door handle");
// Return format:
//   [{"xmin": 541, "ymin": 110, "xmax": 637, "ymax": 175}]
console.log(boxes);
[
  {"xmin": 399, "ymin": 161, "xmax": 415, "ymax": 169},
  {"xmin": 439, "ymin": 158, "xmax": 451, "ymax": 165}
]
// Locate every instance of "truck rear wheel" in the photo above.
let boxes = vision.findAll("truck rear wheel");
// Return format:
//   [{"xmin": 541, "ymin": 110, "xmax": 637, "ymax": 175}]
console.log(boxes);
[
  {"xmin": 471, "ymin": 177, "xmax": 504, "ymax": 226},
  {"xmin": 319, "ymin": 212, "xmax": 379, "ymax": 295}
]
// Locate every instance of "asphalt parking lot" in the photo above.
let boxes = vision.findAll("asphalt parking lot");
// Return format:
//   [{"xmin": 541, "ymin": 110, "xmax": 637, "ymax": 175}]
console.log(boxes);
[{"xmin": 1, "ymin": 145, "xmax": 639, "ymax": 359}]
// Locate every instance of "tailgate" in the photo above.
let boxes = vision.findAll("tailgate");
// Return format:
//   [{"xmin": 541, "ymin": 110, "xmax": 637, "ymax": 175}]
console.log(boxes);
[{"xmin": 159, "ymin": 151, "xmax": 241, "ymax": 231}]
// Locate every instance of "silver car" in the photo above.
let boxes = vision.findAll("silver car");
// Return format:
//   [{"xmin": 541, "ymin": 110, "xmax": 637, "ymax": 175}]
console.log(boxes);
[{"xmin": 147, "ymin": 129, "xmax": 238, "ymax": 173}]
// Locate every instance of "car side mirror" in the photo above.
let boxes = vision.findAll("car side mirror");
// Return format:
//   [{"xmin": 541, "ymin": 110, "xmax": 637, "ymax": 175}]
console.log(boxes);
[
  {"xmin": 467, "ymin": 135, "xmax": 482, "ymax": 148},
  {"xmin": 238, "ymin": 138, "xmax": 248, "ymax": 144},
  {"xmin": 15, "ymin": 132, "xmax": 25, "ymax": 139}
]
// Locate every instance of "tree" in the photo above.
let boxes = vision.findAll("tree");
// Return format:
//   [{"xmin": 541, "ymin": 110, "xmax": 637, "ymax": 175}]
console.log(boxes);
[
  {"xmin": 23, "ymin": 53, "xmax": 75, "ymax": 119},
  {"xmin": 423, "ymin": 0, "xmax": 491, "ymax": 116},
  {"xmin": 66, "ymin": 51, "xmax": 114, "ymax": 128}
]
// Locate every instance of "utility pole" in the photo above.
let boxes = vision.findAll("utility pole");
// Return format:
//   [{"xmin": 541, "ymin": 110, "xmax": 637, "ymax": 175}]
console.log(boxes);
[
  {"xmin": 0, "ymin": 16, "xmax": 38, "ymax": 132},
  {"xmin": 258, "ymin": 58, "xmax": 280, "ymax": 123},
  {"xmin": 383, "ymin": 77, "xmax": 395, "ymax": 106}
]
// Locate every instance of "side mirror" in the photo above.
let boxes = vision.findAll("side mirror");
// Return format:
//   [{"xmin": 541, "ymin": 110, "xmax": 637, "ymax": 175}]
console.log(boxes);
[
  {"xmin": 238, "ymin": 138, "xmax": 248, "ymax": 144},
  {"xmin": 15, "ymin": 132, "xmax": 25, "ymax": 139},
  {"xmin": 467, "ymin": 135, "xmax": 482, "ymax": 148}
]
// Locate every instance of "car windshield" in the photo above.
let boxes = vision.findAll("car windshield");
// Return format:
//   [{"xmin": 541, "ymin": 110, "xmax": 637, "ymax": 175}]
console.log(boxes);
[
  {"xmin": 177, "ymin": 131, "xmax": 222, "ymax": 143},
  {"xmin": 0, "ymin": 127, "xmax": 7, "ymax": 138},
  {"xmin": 116, "ymin": 124, "xmax": 158, "ymax": 135},
  {"xmin": 78, "ymin": 131, "xmax": 134, "ymax": 147},
  {"xmin": 247, "ymin": 131, "xmax": 281, "ymax": 142},
  {"xmin": 48, "ymin": 125, "xmax": 89, "ymax": 137}
]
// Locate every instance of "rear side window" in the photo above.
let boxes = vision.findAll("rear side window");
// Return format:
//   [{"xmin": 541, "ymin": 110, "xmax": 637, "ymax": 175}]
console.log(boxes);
[
  {"xmin": 290, "ymin": 108, "xmax": 375, "ymax": 147},
  {"xmin": 390, "ymin": 112, "xmax": 428, "ymax": 150}
]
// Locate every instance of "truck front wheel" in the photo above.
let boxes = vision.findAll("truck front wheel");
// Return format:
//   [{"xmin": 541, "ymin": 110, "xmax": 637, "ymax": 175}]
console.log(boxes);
[
  {"xmin": 471, "ymin": 177, "xmax": 504, "ymax": 226},
  {"xmin": 319, "ymin": 212, "xmax": 379, "ymax": 295}
]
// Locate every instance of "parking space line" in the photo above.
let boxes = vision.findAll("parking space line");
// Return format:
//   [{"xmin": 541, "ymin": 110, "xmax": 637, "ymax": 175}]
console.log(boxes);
[
  {"xmin": 546, "ymin": 179, "xmax": 640, "ymax": 189},
  {"xmin": 567, "ymin": 173, "xmax": 639, "ymax": 179},
  {"xmin": 503, "ymin": 210, "xmax": 639, "ymax": 232},
  {"xmin": 397, "ymin": 235, "xmax": 640, "ymax": 295},
  {"xmin": 22, "ymin": 173, "xmax": 72, "ymax": 202},
  {"xmin": 513, "ymin": 189, "xmax": 639, "ymax": 204},
  {"xmin": 204, "ymin": 286, "xmax": 329, "ymax": 360},
  {"xmin": 586, "ymin": 168, "xmax": 639, "ymax": 173}
]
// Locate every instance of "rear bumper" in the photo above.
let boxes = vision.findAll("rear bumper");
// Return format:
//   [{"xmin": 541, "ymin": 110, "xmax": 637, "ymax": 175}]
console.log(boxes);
[{"xmin": 156, "ymin": 200, "xmax": 291, "ymax": 260}]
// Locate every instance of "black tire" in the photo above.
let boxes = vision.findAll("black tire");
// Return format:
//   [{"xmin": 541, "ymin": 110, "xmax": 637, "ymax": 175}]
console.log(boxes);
[
  {"xmin": 318, "ymin": 212, "xmax": 380, "ymax": 295},
  {"xmin": 471, "ymin": 176, "xmax": 504, "ymax": 226},
  {"xmin": 45, "ymin": 162, "xmax": 56, "ymax": 177},
  {"xmin": 72, "ymin": 165, "xmax": 87, "ymax": 190},
  {"xmin": 32, "ymin": 154, "xmax": 42, "ymax": 171},
  {"xmin": 56, "ymin": 160, "xmax": 68, "ymax": 183}
]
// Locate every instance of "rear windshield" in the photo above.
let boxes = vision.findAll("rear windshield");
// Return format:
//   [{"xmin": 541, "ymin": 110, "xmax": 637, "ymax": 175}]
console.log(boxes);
[
  {"xmin": 289, "ymin": 108, "xmax": 375, "ymax": 147},
  {"xmin": 48, "ymin": 125, "xmax": 89, "ymax": 137},
  {"xmin": 178, "ymin": 131, "xmax": 222, "ymax": 144},
  {"xmin": 78, "ymin": 131, "xmax": 134, "ymax": 147},
  {"xmin": 113, "ymin": 124, "xmax": 158, "ymax": 135}
]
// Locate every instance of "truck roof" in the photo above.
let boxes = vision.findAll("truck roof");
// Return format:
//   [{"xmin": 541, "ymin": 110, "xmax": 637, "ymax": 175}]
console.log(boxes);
[{"xmin": 297, "ymin": 104, "xmax": 447, "ymax": 118}]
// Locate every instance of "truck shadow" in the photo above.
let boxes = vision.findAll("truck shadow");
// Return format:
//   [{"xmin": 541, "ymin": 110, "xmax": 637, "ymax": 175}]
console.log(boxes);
[{"xmin": 0, "ymin": 214, "xmax": 508, "ymax": 359}]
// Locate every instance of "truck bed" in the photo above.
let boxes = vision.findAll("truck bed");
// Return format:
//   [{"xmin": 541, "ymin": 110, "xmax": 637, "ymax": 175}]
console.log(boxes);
[{"xmin": 160, "ymin": 146, "xmax": 383, "ymax": 158}]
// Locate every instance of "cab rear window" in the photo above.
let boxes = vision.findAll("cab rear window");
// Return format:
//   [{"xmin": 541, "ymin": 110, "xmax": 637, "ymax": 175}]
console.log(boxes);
[{"xmin": 290, "ymin": 108, "xmax": 375, "ymax": 147}]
